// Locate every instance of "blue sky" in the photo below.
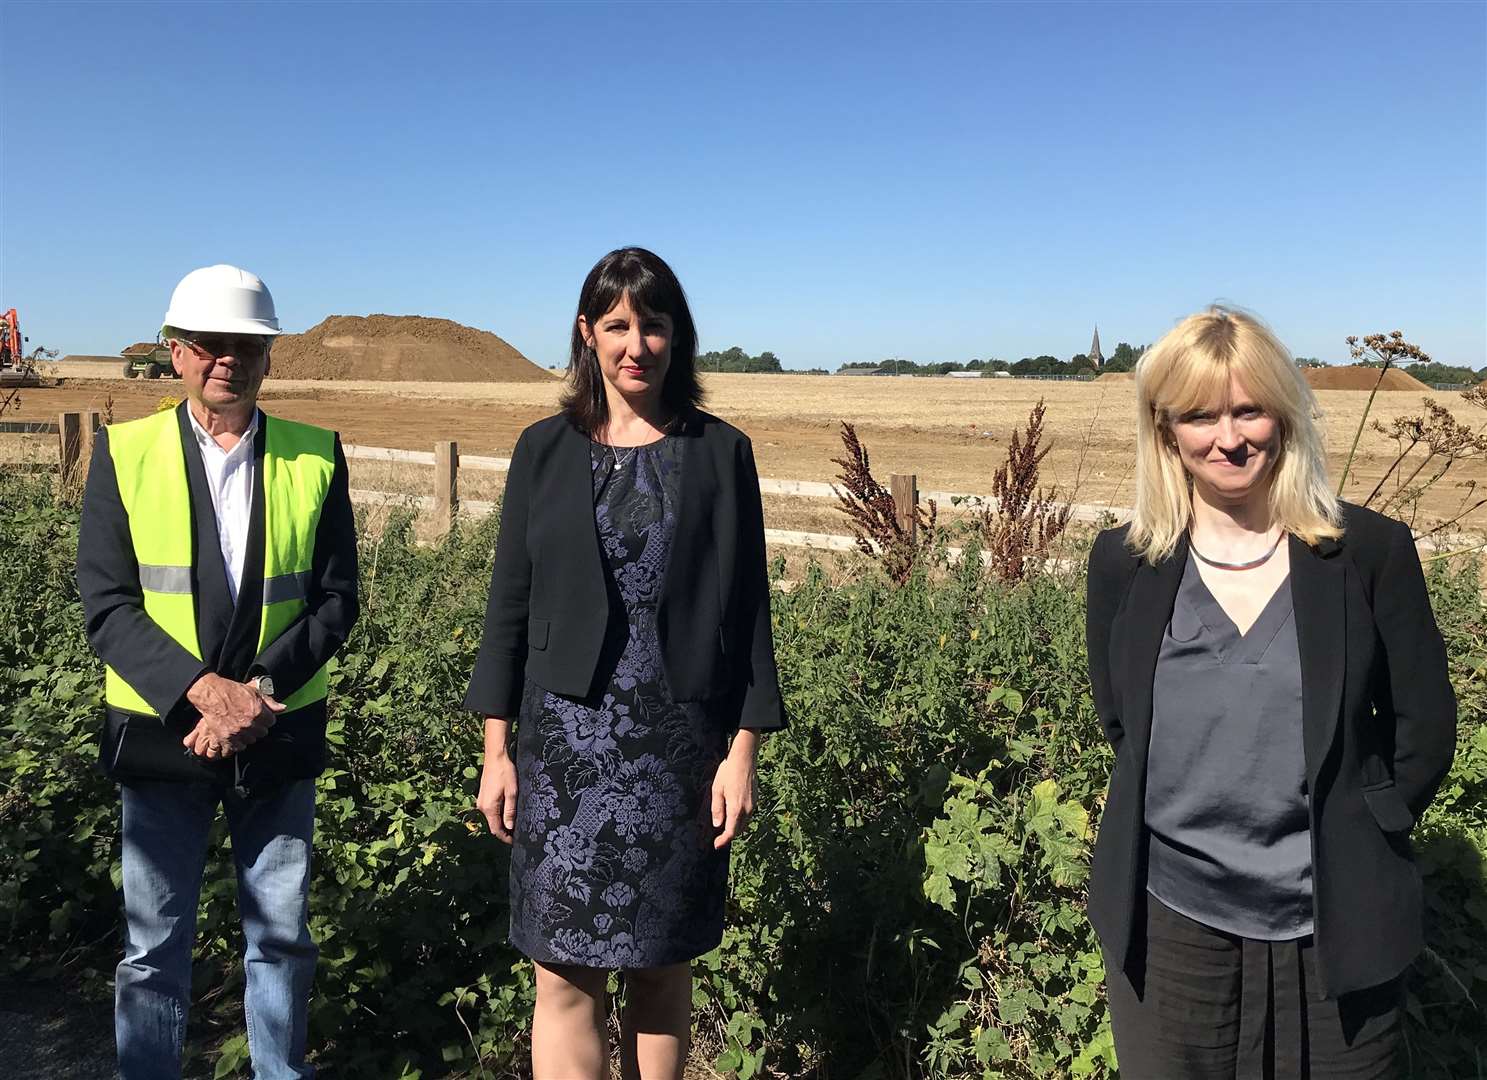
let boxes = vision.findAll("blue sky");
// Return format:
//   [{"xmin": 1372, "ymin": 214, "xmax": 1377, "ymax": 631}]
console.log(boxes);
[{"xmin": 3, "ymin": 1, "xmax": 1484, "ymax": 369}]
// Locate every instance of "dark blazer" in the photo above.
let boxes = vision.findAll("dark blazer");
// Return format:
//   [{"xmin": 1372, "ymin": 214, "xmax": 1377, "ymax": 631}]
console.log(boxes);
[
  {"xmin": 465, "ymin": 410, "xmax": 785, "ymax": 731},
  {"xmin": 1085, "ymin": 504, "xmax": 1456, "ymax": 999},
  {"xmin": 76, "ymin": 403, "xmax": 360, "ymax": 788}
]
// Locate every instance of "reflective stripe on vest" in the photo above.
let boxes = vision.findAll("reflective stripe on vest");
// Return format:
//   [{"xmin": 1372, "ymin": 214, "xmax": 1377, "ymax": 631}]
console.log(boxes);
[{"xmin": 104, "ymin": 406, "xmax": 336, "ymax": 716}]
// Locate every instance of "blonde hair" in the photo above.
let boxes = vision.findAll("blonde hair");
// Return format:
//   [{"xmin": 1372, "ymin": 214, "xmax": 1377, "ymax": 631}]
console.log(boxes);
[{"xmin": 1129, "ymin": 306, "xmax": 1341, "ymax": 563}]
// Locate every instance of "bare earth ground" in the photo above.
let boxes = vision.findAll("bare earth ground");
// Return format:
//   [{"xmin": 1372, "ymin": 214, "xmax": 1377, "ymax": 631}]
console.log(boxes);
[{"xmin": 15, "ymin": 368, "xmax": 1487, "ymax": 538}]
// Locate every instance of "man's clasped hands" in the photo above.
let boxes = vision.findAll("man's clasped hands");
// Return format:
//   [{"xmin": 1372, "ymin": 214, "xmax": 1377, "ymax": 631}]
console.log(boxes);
[{"xmin": 181, "ymin": 674, "xmax": 286, "ymax": 760}]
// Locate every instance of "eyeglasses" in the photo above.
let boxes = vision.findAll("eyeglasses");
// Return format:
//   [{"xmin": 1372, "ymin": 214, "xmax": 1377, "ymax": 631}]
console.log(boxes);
[{"xmin": 175, "ymin": 333, "xmax": 271, "ymax": 362}]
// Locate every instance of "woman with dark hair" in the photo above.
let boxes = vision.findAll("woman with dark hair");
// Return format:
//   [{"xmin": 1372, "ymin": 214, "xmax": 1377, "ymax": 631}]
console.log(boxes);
[
  {"xmin": 1085, "ymin": 307, "xmax": 1456, "ymax": 1077},
  {"xmin": 465, "ymin": 247, "xmax": 786, "ymax": 1079}
]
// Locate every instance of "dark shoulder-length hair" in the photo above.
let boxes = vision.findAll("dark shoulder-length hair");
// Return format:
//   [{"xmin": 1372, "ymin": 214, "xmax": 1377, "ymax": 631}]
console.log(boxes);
[{"xmin": 560, "ymin": 247, "xmax": 703, "ymax": 435}]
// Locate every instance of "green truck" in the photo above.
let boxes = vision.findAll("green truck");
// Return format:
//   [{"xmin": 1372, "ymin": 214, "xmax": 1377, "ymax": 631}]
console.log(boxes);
[{"xmin": 120, "ymin": 341, "xmax": 178, "ymax": 379}]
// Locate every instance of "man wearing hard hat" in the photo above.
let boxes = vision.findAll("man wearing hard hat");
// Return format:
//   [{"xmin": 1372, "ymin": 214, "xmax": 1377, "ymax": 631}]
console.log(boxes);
[{"xmin": 76, "ymin": 265, "xmax": 359, "ymax": 1078}]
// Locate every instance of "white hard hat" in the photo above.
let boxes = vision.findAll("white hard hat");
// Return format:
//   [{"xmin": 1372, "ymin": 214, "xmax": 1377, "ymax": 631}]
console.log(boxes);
[{"xmin": 162, "ymin": 264, "xmax": 282, "ymax": 336}]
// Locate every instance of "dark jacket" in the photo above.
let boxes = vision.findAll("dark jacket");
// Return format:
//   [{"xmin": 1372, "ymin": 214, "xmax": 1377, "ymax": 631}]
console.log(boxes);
[
  {"xmin": 76, "ymin": 404, "xmax": 360, "ymax": 788},
  {"xmin": 1085, "ymin": 503, "xmax": 1456, "ymax": 998},
  {"xmin": 465, "ymin": 410, "xmax": 785, "ymax": 731}
]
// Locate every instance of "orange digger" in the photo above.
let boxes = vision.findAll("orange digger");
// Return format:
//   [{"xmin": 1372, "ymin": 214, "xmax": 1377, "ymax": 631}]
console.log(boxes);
[{"xmin": 0, "ymin": 308, "xmax": 41, "ymax": 387}]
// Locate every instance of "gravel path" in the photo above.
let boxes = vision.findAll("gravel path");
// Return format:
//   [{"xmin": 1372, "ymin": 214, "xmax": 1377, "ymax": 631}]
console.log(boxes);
[{"xmin": 0, "ymin": 973, "xmax": 115, "ymax": 1078}]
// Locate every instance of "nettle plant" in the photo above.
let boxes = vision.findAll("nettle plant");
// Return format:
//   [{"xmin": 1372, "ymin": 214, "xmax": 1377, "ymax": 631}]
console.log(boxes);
[{"xmin": 1, "ymin": 466, "xmax": 1484, "ymax": 1077}]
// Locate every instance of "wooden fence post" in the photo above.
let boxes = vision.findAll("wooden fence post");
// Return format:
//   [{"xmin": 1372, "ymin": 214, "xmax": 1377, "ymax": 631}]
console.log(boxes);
[
  {"xmin": 890, "ymin": 473, "xmax": 918, "ymax": 540},
  {"xmin": 58, "ymin": 411, "xmax": 83, "ymax": 485},
  {"xmin": 434, "ymin": 440, "xmax": 459, "ymax": 534},
  {"xmin": 80, "ymin": 409, "xmax": 102, "ymax": 481}
]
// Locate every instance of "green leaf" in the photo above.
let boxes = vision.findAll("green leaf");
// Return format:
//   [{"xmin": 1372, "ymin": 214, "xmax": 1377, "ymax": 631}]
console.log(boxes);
[
  {"xmin": 924, "ymin": 871, "xmax": 957, "ymax": 912},
  {"xmin": 213, "ymin": 1034, "xmax": 250, "ymax": 1078}
]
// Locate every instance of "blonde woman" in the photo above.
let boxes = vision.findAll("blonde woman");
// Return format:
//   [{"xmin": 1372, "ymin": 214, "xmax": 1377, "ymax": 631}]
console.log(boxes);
[{"xmin": 1084, "ymin": 307, "xmax": 1455, "ymax": 1077}]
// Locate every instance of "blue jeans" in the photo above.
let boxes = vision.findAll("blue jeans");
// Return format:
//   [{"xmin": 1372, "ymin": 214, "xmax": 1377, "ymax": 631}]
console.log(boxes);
[{"xmin": 115, "ymin": 779, "xmax": 317, "ymax": 1080}]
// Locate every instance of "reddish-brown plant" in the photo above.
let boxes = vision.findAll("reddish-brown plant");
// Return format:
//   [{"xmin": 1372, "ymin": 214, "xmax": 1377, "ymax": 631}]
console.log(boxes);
[
  {"xmin": 831, "ymin": 421, "xmax": 937, "ymax": 584},
  {"xmin": 975, "ymin": 398, "xmax": 1071, "ymax": 583}
]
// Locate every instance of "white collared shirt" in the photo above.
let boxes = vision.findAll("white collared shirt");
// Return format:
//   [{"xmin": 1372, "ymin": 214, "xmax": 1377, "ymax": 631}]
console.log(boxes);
[{"xmin": 186, "ymin": 406, "xmax": 259, "ymax": 605}]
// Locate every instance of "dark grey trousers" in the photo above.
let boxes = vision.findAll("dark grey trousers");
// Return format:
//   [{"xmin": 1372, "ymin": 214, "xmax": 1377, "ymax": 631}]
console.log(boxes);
[{"xmin": 1105, "ymin": 894, "xmax": 1403, "ymax": 1079}]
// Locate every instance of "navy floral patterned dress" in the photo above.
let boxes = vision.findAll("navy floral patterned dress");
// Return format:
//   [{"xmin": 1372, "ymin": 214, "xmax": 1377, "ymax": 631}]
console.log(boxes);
[{"xmin": 508, "ymin": 436, "xmax": 732, "ymax": 969}]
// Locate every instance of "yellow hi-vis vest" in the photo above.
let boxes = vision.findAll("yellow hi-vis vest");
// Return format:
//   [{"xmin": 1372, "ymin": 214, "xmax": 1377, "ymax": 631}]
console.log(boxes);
[{"xmin": 103, "ymin": 405, "xmax": 336, "ymax": 716}]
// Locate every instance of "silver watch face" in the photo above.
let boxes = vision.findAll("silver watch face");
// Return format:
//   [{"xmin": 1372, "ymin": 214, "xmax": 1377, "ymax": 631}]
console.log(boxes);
[{"xmin": 257, "ymin": 676, "xmax": 276, "ymax": 698}]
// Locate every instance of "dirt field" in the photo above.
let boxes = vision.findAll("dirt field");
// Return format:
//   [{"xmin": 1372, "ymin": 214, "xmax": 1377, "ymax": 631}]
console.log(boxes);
[{"xmin": 9, "ymin": 371, "xmax": 1486, "ymax": 537}]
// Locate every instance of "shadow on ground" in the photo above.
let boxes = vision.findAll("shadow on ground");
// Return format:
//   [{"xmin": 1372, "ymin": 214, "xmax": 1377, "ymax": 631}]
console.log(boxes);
[{"xmin": 0, "ymin": 971, "xmax": 114, "ymax": 1079}]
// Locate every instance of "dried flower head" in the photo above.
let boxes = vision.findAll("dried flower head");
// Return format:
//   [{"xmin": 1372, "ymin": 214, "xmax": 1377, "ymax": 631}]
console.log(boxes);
[
  {"xmin": 831, "ymin": 422, "xmax": 938, "ymax": 584},
  {"xmin": 975, "ymin": 399, "xmax": 1071, "ymax": 584}
]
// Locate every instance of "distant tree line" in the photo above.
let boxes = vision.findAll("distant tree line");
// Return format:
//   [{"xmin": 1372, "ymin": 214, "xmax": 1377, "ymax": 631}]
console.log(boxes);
[
  {"xmin": 1353, "ymin": 359, "xmax": 1483, "ymax": 385},
  {"xmin": 697, "ymin": 346, "xmax": 784, "ymax": 373},
  {"xmin": 700, "ymin": 346, "xmax": 1484, "ymax": 383},
  {"xmin": 835, "ymin": 341, "xmax": 1148, "ymax": 377},
  {"xmin": 838, "ymin": 359, "xmax": 981, "ymax": 376}
]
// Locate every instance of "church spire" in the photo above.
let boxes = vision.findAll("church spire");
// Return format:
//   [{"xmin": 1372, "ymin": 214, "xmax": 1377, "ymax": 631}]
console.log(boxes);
[{"xmin": 1089, "ymin": 325, "xmax": 1103, "ymax": 367}]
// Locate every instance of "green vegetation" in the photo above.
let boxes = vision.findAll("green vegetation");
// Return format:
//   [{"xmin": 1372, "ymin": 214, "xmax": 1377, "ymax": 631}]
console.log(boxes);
[
  {"xmin": 837, "ymin": 359, "xmax": 975, "ymax": 376},
  {"xmin": 835, "ymin": 350, "xmax": 1146, "ymax": 378},
  {"xmin": 1346, "ymin": 358, "xmax": 1483, "ymax": 385},
  {"xmin": 698, "ymin": 347, "xmax": 785, "ymax": 373},
  {"xmin": 1094, "ymin": 343, "xmax": 1146, "ymax": 374},
  {"xmin": 1405, "ymin": 363, "xmax": 1483, "ymax": 386},
  {"xmin": 834, "ymin": 344, "xmax": 1148, "ymax": 378},
  {"xmin": 2, "ymin": 474, "xmax": 1483, "ymax": 1077}
]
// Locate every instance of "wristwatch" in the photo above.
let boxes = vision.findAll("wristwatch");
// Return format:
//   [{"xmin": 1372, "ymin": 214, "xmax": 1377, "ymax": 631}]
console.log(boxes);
[{"xmin": 250, "ymin": 675, "xmax": 276, "ymax": 698}]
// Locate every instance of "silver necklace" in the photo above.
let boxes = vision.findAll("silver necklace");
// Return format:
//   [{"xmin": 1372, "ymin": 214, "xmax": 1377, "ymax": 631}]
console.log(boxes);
[
  {"xmin": 1189, "ymin": 529, "xmax": 1285, "ymax": 571},
  {"xmin": 603, "ymin": 415, "xmax": 675, "ymax": 468},
  {"xmin": 597, "ymin": 430, "xmax": 635, "ymax": 469}
]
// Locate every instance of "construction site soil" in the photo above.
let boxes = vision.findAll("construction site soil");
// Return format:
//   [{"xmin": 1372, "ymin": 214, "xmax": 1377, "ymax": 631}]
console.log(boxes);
[
  {"xmin": 1304, "ymin": 365, "xmax": 1433, "ymax": 391},
  {"xmin": 266, "ymin": 315, "xmax": 551, "ymax": 382}
]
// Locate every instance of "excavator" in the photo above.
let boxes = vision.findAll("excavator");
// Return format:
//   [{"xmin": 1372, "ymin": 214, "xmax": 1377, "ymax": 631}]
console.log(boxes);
[{"xmin": 0, "ymin": 308, "xmax": 41, "ymax": 387}]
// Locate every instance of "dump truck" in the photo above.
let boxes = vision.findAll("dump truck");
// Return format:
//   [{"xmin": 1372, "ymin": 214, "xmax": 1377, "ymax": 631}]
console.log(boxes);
[{"xmin": 121, "ymin": 341, "xmax": 177, "ymax": 379}]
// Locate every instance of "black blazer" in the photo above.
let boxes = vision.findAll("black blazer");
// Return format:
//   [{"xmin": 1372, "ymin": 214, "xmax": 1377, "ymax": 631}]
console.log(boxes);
[
  {"xmin": 1085, "ymin": 504, "xmax": 1456, "ymax": 999},
  {"xmin": 465, "ymin": 410, "xmax": 786, "ymax": 731},
  {"xmin": 76, "ymin": 404, "xmax": 360, "ymax": 786}
]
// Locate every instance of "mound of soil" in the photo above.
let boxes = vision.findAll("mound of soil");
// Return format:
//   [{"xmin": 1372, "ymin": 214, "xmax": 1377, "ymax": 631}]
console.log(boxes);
[
  {"xmin": 1096, "ymin": 372, "xmax": 1134, "ymax": 382},
  {"xmin": 121, "ymin": 342, "xmax": 158, "ymax": 356},
  {"xmin": 1304, "ymin": 365, "xmax": 1431, "ymax": 391},
  {"xmin": 268, "ymin": 315, "xmax": 551, "ymax": 382}
]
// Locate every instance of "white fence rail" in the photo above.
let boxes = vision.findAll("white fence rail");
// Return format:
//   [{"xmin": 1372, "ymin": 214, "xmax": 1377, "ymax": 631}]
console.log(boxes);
[
  {"xmin": 342, "ymin": 442, "xmax": 1132, "ymax": 537},
  {"xmin": 326, "ymin": 442, "xmax": 1487, "ymax": 558}
]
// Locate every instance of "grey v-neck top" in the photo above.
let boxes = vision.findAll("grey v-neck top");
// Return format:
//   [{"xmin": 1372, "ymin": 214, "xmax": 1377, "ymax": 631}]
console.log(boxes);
[{"xmin": 1144, "ymin": 554, "xmax": 1314, "ymax": 940}]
